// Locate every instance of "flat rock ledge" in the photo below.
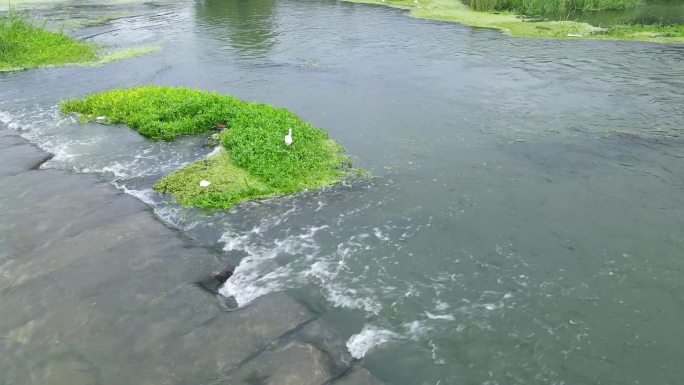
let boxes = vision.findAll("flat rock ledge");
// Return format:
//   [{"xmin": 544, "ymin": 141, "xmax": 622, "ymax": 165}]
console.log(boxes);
[{"xmin": 0, "ymin": 130, "xmax": 381, "ymax": 385}]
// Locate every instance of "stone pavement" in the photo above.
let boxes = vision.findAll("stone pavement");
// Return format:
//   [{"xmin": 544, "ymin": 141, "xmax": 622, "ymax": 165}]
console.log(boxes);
[{"xmin": 0, "ymin": 130, "xmax": 381, "ymax": 385}]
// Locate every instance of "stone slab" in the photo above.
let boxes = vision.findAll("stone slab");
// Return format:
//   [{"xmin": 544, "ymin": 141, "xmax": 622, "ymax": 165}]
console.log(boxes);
[
  {"xmin": 0, "ymin": 131, "xmax": 384, "ymax": 385},
  {"xmin": 0, "ymin": 133, "xmax": 315, "ymax": 385},
  {"xmin": 226, "ymin": 340, "xmax": 333, "ymax": 385},
  {"xmin": 0, "ymin": 134, "xmax": 52, "ymax": 176},
  {"xmin": 332, "ymin": 367, "xmax": 385, "ymax": 385}
]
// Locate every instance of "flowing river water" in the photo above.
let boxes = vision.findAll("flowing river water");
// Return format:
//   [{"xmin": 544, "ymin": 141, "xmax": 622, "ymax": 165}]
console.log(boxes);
[{"xmin": 1, "ymin": 0, "xmax": 684, "ymax": 384}]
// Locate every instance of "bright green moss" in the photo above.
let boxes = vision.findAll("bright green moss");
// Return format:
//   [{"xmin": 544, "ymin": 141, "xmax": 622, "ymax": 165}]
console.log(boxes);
[
  {"xmin": 61, "ymin": 85, "xmax": 355, "ymax": 209},
  {"xmin": 153, "ymin": 149, "xmax": 274, "ymax": 209},
  {"xmin": 61, "ymin": 86, "xmax": 238, "ymax": 140}
]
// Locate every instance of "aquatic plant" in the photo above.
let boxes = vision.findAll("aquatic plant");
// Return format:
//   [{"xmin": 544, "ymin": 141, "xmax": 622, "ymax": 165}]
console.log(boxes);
[
  {"xmin": 0, "ymin": 10, "xmax": 97, "ymax": 71},
  {"xmin": 60, "ymin": 85, "xmax": 354, "ymax": 209}
]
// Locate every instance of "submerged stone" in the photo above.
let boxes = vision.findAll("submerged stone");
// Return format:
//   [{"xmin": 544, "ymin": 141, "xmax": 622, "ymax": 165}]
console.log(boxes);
[
  {"xmin": 196, "ymin": 266, "xmax": 235, "ymax": 295},
  {"xmin": 227, "ymin": 341, "xmax": 333, "ymax": 385},
  {"xmin": 1, "ymin": 131, "xmax": 370, "ymax": 385},
  {"xmin": 333, "ymin": 367, "xmax": 385, "ymax": 385}
]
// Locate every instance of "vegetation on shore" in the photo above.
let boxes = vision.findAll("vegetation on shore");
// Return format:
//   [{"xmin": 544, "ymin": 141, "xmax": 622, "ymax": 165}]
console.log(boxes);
[
  {"xmin": 465, "ymin": 0, "xmax": 641, "ymax": 15},
  {"xmin": 0, "ymin": 11, "xmax": 97, "ymax": 71},
  {"xmin": 61, "ymin": 86, "xmax": 354, "ymax": 209},
  {"xmin": 345, "ymin": 0, "xmax": 684, "ymax": 43},
  {"xmin": 1, "ymin": 11, "xmax": 160, "ymax": 71}
]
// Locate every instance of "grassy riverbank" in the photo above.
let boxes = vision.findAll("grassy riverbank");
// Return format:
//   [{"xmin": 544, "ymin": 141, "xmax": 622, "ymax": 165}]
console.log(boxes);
[
  {"xmin": 465, "ymin": 0, "xmax": 641, "ymax": 14},
  {"xmin": 1, "ymin": 11, "xmax": 160, "ymax": 71},
  {"xmin": 61, "ymin": 86, "xmax": 353, "ymax": 209},
  {"xmin": 0, "ymin": 11, "xmax": 97, "ymax": 71},
  {"xmin": 346, "ymin": 0, "xmax": 684, "ymax": 43}
]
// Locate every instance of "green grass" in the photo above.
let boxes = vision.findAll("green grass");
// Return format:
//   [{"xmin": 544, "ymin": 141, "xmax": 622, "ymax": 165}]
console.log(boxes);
[
  {"xmin": 61, "ymin": 86, "xmax": 236, "ymax": 140},
  {"xmin": 466, "ymin": 0, "xmax": 641, "ymax": 15},
  {"xmin": 154, "ymin": 149, "xmax": 274, "ymax": 209},
  {"xmin": 0, "ymin": 11, "xmax": 97, "ymax": 71},
  {"xmin": 599, "ymin": 23, "xmax": 683, "ymax": 38},
  {"xmin": 345, "ymin": 0, "xmax": 684, "ymax": 43},
  {"xmin": 60, "ymin": 85, "xmax": 354, "ymax": 209}
]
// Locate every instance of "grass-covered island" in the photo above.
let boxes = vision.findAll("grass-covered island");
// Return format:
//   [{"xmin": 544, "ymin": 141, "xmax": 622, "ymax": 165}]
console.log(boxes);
[
  {"xmin": 61, "ymin": 86, "xmax": 355, "ymax": 209},
  {"xmin": 346, "ymin": 0, "xmax": 684, "ymax": 43},
  {"xmin": 0, "ymin": 11, "xmax": 158, "ymax": 72}
]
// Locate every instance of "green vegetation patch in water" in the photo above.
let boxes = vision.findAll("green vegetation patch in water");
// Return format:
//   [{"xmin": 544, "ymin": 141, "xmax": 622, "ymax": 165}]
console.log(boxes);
[
  {"xmin": 0, "ymin": 11, "xmax": 97, "ymax": 71},
  {"xmin": 154, "ymin": 148, "xmax": 273, "ymax": 209},
  {"xmin": 61, "ymin": 85, "xmax": 355, "ymax": 209},
  {"xmin": 61, "ymin": 86, "xmax": 241, "ymax": 140},
  {"xmin": 346, "ymin": 0, "xmax": 684, "ymax": 43}
]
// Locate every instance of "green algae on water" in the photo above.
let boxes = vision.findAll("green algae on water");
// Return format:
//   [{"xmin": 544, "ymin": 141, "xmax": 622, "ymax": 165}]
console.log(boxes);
[{"xmin": 61, "ymin": 85, "xmax": 357, "ymax": 210}]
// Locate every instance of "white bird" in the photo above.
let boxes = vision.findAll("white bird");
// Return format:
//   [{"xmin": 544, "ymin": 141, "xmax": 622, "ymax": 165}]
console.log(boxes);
[
  {"xmin": 284, "ymin": 128, "xmax": 293, "ymax": 146},
  {"xmin": 199, "ymin": 180, "xmax": 211, "ymax": 187}
]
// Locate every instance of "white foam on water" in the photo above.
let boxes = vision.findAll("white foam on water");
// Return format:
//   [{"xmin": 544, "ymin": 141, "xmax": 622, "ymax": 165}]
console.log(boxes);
[
  {"xmin": 425, "ymin": 311, "xmax": 455, "ymax": 321},
  {"xmin": 81, "ymin": 160, "xmax": 140, "ymax": 179},
  {"xmin": 321, "ymin": 281, "xmax": 381, "ymax": 313},
  {"xmin": 0, "ymin": 110, "xmax": 14, "ymax": 127},
  {"xmin": 114, "ymin": 183, "xmax": 157, "ymax": 206},
  {"xmin": 217, "ymin": 217, "xmax": 388, "ymax": 313},
  {"xmin": 346, "ymin": 325, "xmax": 399, "ymax": 359},
  {"xmin": 207, "ymin": 145, "xmax": 222, "ymax": 157},
  {"xmin": 404, "ymin": 320, "xmax": 431, "ymax": 340},
  {"xmin": 373, "ymin": 227, "xmax": 390, "ymax": 241},
  {"xmin": 0, "ymin": 108, "xmax": 31, "ymax": 131},
  {"xmin": 434, "ymin": 300, "xmax": 450, "ymax": 311},
  {"xmin": 218, "ymin": 225, "xmax": 327, "ymax": 306},
  {"xmin": 302, "ymin": 236, "xmax": 382, "ymax": 313}
]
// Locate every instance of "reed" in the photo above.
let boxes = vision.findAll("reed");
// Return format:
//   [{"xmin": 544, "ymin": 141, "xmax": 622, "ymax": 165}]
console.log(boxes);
[{"xmin": 465, "ymin": 0, "xmax": 642, "ymax": 16}]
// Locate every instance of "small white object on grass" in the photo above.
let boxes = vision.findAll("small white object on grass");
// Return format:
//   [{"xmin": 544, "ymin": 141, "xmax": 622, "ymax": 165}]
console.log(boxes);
[
  {"xmin": 284, "ymin": 128, "xmax": 293, "ymax": 146},
  {"xmin": 566, "ymin": 34, "xmax": 583, "ymax": 37},
  {"xmin": 96, "ymin": 116, "xmax": 106, "ymax": 123},
  {"xmin": 199, "ymin": 180, "xmax": 211, "ymax": 187}
]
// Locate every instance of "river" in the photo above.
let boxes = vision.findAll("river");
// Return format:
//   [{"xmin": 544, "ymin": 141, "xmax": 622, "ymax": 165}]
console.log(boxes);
[{"xmin": 1, "ymin": 0, "xmax": 683, "ymax": 384}]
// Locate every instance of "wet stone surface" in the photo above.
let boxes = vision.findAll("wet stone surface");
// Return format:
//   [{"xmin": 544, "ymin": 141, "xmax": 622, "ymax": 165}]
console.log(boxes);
[
  {"xmin": 0, "ymin": 131, "xmax": 380, "ymax": 385},
  {"xmin": 332, "ymin": 367, "xmax": 385, "ymax": 385}
]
